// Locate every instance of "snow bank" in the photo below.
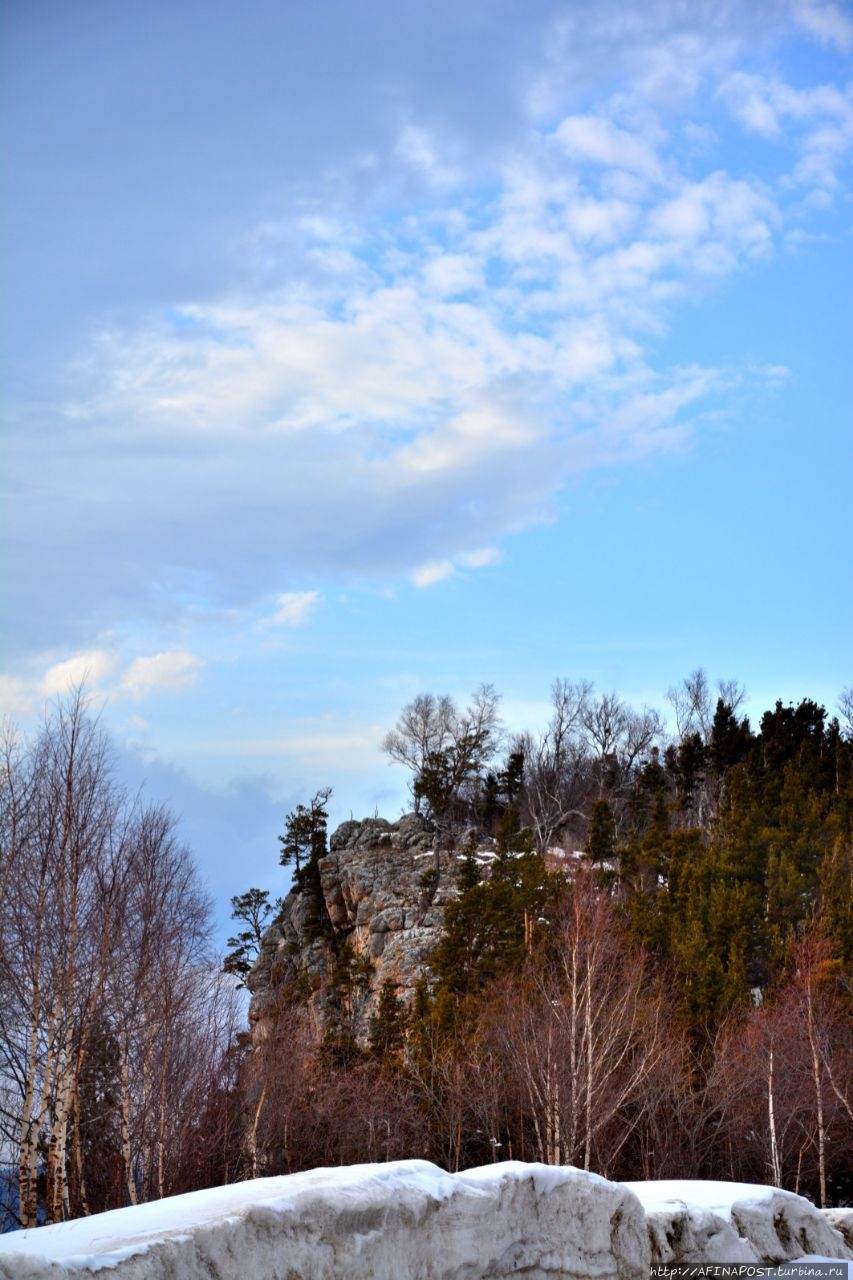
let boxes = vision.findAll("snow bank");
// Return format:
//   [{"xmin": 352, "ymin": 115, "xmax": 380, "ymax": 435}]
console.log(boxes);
[
  {"xmin": 825, "ymin": 1211, "xmax": 853, "ymax": 1255},
  {"xmin": 3, "ymin": 1165, "xmax": 849, "ymax": 1280},
  {"xmin": 0, "ymin": 1160, "xmax": 648, "ymax": 1280},
  {"xmin": 625, "ymin": 1180, "xmax": 852, "ymax": 1267}
]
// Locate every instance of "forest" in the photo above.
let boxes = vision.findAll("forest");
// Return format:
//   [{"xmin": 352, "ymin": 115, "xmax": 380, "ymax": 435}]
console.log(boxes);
[{"xmin": 1, "ymin": 673, "xmax": 852, "ymax": 1230}]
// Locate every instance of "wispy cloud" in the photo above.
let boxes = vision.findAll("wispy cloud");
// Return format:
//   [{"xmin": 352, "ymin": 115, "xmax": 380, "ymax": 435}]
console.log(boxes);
[
  {"xmin": 411, "ymin": 559, "xmax": 455, "ymax": 588},
  {"xmin": 259, "ymin": 591, "xmax": 320, "ymax": 629},
  {"xmin": 1, "ymin": 646, "xmax": 205, "ymax": 716},
  {"xmin": 555, "ymin": 115, "xmax": 665, "ymax": 181},
  {"xmin": 790, "ymin": 0, "xmax": 853, "ymax": 51},
  {"xmin": 718, "ymin": 72, "xmax": 853, "ymax": 198},
  {"xmin": 395, "ymin": 123, "xmax": 462, "ymax": 187},
  {"xmin": 457, "ymin": 547, "xmax": 502, "ymax": 570},
  {"xmin": 4, "ymin": 0, "xmax": 849, "ymax": 663},
  {"xmin": 119, "ymin": 651, "xmax": 203, "ymax": 700},
  {"xmin": 410, "ymin": 546, "xmax": 504, "ymax": 587}
]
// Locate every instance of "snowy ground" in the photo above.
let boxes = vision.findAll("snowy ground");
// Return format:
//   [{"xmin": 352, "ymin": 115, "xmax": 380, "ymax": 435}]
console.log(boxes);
[{"xmin": 0, "ymin": 1162, "xmax": 849, "ymax": 1280}]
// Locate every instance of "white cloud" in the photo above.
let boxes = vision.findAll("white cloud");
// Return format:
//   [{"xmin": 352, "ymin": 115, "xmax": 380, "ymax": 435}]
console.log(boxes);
[
  {"xmin": 791, "ymin": 0, "xmax": 853, "ymax": 51},
  {"xmin": 0, "ymin": 673, "xmax": 36, "ymax": 717},
  {"xmin": 41, "ymin": 648, "xmax": 117, "ymax": 697},
  {"xmin": 393, "ymin": 397, "xmax": 542, "ymax": 478},
  {"xmin": 555, "ymin": 116, "xmax": 664, "ymax": 181},
  {"xmin": 422, "ymin": 253, "xmax": 484, "ymax": 297},
  {"xmin": 457, "ymin": 547, "xmax": 501, "ymax": 570},
  {"xmin": 717, "ymin": 73, "xmax": 782, "ymax": 138},
  {"xmin": 120, "ymin": 651, "xmax": 203, "ymax": 700},
  {"xmin": 260, "ymin": 591, "xmax": 320, "ymax": 629},
  {"xmin": 395, "ymin": 123, "xmax": 461, "ymax": 187},
  {"xmin": 7, "ymin": 13, "xmax": 848, "ymax": 656},
  {"xmin": 647, "ymin": 172, "xmax": 777, "ymax": 257},
  {"xmin": 411, "ymin": 559, "xmax": 455, "ymax": 588},
  {"xmin": 719, "ymin": 72, "xmax": 853, "ymax": 198},
  {"xmin": 410, "ymin": 546, "xmax": 501, "ymax": 588}
]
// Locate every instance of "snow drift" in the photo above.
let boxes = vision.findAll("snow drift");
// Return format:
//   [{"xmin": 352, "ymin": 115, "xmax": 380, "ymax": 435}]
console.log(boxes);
[
  {"xmin": 626, "ymin": 1180, "xmax": 851, "ymax": 1267},
  {"xmin": 0, "ymin": 1162, "xmax": 849, "ymax": 1280},
  {"xmin": 0, "ymin": 1161, "xmax": 648, "ymax": 1280}
]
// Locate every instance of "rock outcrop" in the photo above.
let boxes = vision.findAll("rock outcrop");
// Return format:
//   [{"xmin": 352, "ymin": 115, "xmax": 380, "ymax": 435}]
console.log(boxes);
[{"xmin": 247, "ymin": 814, "xmax": 461, "ymax": 1038}]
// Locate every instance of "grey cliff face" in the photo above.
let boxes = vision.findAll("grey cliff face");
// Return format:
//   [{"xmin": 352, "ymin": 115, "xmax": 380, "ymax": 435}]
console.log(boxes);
[{"xmin": 246, "ymin": 813, "xmax": 459, "ymax": 1039}]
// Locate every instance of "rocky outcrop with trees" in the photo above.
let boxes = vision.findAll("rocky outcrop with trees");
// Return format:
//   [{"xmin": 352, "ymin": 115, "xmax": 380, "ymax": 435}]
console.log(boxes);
[
  {"xmin": 247, "ymin": 812, "xmax": 464, "ymax": 1043},
  {"xmin": 234, "ymin": 675, "xmax": 853, "ymax": 1208},
  {"xmin": 3, "ymin": 672, "xmax": 852, "ymax": 1232}
]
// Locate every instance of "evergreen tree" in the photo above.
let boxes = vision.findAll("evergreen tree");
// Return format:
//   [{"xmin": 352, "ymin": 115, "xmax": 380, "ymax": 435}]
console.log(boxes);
[
  {"xmin": 431, "ymin": 806, "xmax": 556, "ymax": 1016},
  {"xmin": 279, "ymin": 788, "xmax": 333, "ymax": 941},
  {"xmin": 708, "ymin": 698, "xmax": 752, "ymax": 780},
  {"xmin": 368, "ymin": 979, "xmax": 409, "ymax": 1063},
  {"xmin": 585, "ymin": 799, "xmax": 616, "ymax": 864},
  {"xmin": 223, "ymin": 888, "xmax": 273, "ymax": 984},
  {"xmin": 321, "ymin": 940, "xmax": 373, "ymax": 1065},
  {"xmin": 279, "ymin": 787, "xmax": 332, "ymax": 882}
]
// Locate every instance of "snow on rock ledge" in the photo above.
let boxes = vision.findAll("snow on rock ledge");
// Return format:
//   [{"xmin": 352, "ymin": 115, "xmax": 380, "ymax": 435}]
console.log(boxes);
[
  {"xmin": 0, "ymin": 1160, "xmax": 649, "ymax": 1280},
  {"xmin": 626, "ymin": 1180, "xmax": 852, "ymax": 1267}
]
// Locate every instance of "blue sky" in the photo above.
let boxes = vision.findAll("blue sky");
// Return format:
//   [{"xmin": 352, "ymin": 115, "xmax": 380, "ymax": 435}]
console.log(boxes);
[{"xmin": 2, "ymin": 0, "xmax": 851, "ymax": 936}]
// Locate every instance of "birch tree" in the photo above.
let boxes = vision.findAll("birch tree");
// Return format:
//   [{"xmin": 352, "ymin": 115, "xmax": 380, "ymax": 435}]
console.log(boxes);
[
  {"xmin": 0, "ymin": 693, "xmax": 234, "ymax": 1224},
  {"xmin": 480, "ymin": 870, "xmax": 670, "ymax": 1175}
]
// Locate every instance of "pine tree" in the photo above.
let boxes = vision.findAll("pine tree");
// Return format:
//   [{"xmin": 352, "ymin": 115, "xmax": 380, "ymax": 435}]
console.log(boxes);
[
  {"xmin": 585, "ymin": 799, "xmax": 616, "ymax": 865},
  {"xmin": 222, "ymin": 888, "xmax": 273, "ymax": 984},
  {"xmin": 368, "ymin": 979, "xmax": 409, "ymax": 1063},
  {"xmin": 431, "ymin": 806, "xmax": 555, "ymax": 1009},
  {"xmin": 279, "ymin": 787, "xmax": 332, "ymax": 882},
  {"xmin": 321, "ymin": 940, "xmax": 373, "ymax": 1065},
  {"xmin": 279, "ymin": 788, "xmax": 333, "ymax": 941}
]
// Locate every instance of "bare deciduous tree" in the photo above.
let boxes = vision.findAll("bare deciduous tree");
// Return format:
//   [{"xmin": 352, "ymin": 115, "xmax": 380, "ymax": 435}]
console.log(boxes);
[
  {"xmin": 518, "ymin": 679, "xmax": 591, "ymax": 852},
  {"xmin": 0, "ymin": 692, "xmax": 237, "ymax": 1226},
  {"xmin": 709, "ymin": 929, "xmax": 853, "ymax": 1203},
  {"xmin": 479, "ymin": 871, "xmax": 670, "ymax": 1175},
  {"xmin": 382, "ymin": 686, "xmax": 502, "ymax": 885},
  {"xmin": 667, "ymin": 668, "xmax": 746, "ymax": 744}
]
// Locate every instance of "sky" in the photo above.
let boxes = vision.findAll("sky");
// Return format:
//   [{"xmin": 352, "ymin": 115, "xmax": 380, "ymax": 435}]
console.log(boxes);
[{"xmin": 2, "ymin": 0, "xmax": 852, "ymax": 938}]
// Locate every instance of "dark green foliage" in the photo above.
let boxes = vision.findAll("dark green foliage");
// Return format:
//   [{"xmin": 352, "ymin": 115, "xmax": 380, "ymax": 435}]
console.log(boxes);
[
  {"xmin": 226, "ymin": 682, "xmax": 853, "ymax": 1203},
  {"xmin": 222, "ymin": 887, "xmax": 273, "ymax": 984},
  {"xmin": 480, "ymin": 748, "xmax": 526, "ymax": 833},
  {"xmin": 669, "ymin": 732, "xmax": 706, "ymax": 824},
  {"xmin": 431, "ymin": 807, "xmax": 557, "ymax": 1019},
  {"xmin": 586, "ymin": 799, "xmax": 616, "ymax": 863},
  {"xmin": 619, "ymin": 697, "xmax": 853, "ymax": 1041},
  {"xmin": 708, "ymin": 698, "xmax": 752, "ymax": 780},
  {"xmin": 413, "ymin": 738, "xmax": 486, "ymax": 832},
  {"xmin": 279, "ymin": 788, "xmax": 332, "ymax": 879},
  {"xmin": 321, "ymin": 940, "xmax": 374, "ymax": 1066},
  {"xmin": 456, "ymin": 833, "xmax": 482, "ymax": 892},
  {"xmin": 368, "ymin": 979, "xmax": 409, "ymax": 1062},
  {"xmin": 279, "ymin": 788, "xmax": 333, "ymax": 942}
]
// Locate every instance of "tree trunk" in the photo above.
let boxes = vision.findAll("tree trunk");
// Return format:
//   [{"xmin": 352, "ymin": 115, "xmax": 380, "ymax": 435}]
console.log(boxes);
[
  {"xmin": 805, "ymin": 976, "xmax": 827, "ymax": 1207},
  {"xmin": 767, "ymin": 1045, "xmax": 781, "ymax": 1187},
  {"xmin": 120, "ymin": 1039, "xmax": 138, "ymax": 1206},
  {"xmin": 249, "ymin": 1082, "xmax": 267, "ymax": 1179}
]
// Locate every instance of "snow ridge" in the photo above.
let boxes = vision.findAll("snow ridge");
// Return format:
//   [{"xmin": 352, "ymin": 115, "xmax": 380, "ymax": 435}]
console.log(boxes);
[{"xmin": 0, "ymin": 1162, "xmax": 850, "ymax": 1280}]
